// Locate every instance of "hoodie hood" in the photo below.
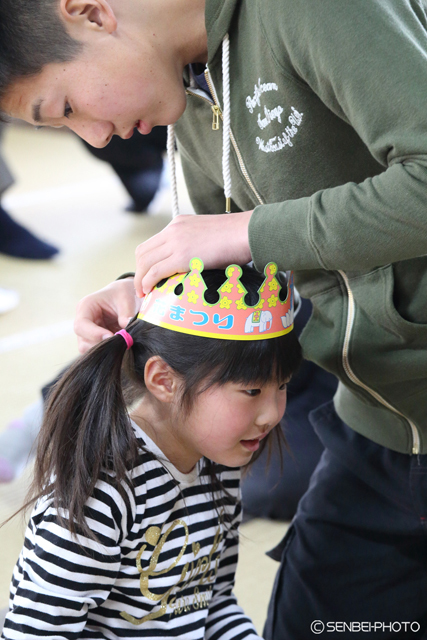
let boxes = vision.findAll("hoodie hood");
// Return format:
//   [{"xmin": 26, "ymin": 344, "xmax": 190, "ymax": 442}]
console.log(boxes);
[
  {"xmin": 167, "ymin": 1, "xmax": 236, "ymax": 218},
  {"xmin": 206, "ymin": 0, "xmax": 240, "ymax": 64}
]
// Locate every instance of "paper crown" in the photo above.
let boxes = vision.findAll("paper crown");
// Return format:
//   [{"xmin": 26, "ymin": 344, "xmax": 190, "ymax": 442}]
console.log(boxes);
[{"xmin": 137, "ymin": 258, "xmax": 294, "ymax": 340}]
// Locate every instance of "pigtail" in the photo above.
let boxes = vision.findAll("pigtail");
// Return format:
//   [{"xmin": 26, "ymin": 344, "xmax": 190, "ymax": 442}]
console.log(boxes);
[{"xmin": 24, "ymin": 333, "xmax": 138, "ymax": 539}]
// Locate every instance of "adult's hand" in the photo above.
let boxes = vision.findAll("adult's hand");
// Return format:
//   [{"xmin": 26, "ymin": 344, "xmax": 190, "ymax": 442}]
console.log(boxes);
[
  {"xmin": 74, "ymin": 278, "xmax": 140, "ymax": 353},
  {"xmin": 134, "ymin": 211, "xmax": 253, "ymax": 296}
]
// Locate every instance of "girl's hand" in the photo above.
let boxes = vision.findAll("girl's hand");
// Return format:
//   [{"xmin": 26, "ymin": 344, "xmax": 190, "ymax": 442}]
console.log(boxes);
[
  {"xmin": 134, "ymin": 211, "xmax": 253, "ymax": 296},
  {"xmin": 74, "ymin": 278, "xmax": 140, "ymax": 353}
]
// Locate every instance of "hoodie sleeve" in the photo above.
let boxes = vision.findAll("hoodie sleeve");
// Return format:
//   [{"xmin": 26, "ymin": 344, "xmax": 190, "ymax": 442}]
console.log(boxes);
[{"xmin": 250, "ymin": 0, "xmax": 427, "ymax": 272}]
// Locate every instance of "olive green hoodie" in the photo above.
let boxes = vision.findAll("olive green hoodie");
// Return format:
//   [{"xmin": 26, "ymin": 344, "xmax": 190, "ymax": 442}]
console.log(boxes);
[{"xmin": 175, "ymin": 0, "xmax": 427, "ymax": 455}]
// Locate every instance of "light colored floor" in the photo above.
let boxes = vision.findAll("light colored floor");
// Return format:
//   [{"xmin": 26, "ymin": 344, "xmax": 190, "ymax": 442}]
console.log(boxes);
[{"xmin": 0, "ymin": 125, "xmax": 287, "ymax": 635}]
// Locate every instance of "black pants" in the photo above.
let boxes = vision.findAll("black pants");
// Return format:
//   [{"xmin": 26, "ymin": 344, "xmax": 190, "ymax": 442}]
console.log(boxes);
[{"xmin": 265, "ymin": 401, "xmax": 427, "ymax": 640}]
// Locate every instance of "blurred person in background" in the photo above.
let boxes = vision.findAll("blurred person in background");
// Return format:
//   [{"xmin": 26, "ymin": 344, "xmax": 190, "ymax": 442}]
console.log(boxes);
[
  {"xmin": 0, "ymin": 124, "xmax": 59, "ymax": 262},
  {"xmin": 83, "ymin": 126, "xmax": 167, "ymax": 213},
  {"xmin": 0, "ymin": 123, "xmax": 58, "ymax": 314},
  {"xmin": 0, "ymin": 136, "xmax": 18, "ymax": 314}
]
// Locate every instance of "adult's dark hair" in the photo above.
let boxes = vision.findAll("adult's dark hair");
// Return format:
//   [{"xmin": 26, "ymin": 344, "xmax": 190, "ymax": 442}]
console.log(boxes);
[
  {"xmin": 0, "ymin": 0, "xmax": 82, "ymax": 113},
  {"xmin": 22, "ymin": 266, "xmax": 302, "ymax": 538}
]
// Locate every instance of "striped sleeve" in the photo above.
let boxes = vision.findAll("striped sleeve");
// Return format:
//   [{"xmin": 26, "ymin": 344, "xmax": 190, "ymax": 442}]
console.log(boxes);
[
  {"xmin": 205, "ymin": 499, "xmax": 262, "ymax": 640},
  {"xmin": 2, "ymin": 479, "xmax": 135, "ymax": 640}
]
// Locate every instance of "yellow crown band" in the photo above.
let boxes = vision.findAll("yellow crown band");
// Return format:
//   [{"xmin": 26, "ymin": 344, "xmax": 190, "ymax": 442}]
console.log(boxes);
[{"xmin": 137, "ymin": 316, "xmax": 294, "ymax": 340}]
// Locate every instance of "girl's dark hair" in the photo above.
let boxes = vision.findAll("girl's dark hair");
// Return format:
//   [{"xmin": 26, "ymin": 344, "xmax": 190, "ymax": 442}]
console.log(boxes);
[
  {"xmin": 0, "ymin": 0, "xmax": 82, "ymax": 115},
  {"xmin": 23, "ymin": 267, "xmax": 302, "ymax": 538}
]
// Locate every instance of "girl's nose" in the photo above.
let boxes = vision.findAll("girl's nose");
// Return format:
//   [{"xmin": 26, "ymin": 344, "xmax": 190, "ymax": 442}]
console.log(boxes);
[{"xmin": 256, "ymin": 393, "xmax": 287, "ymax": 430}]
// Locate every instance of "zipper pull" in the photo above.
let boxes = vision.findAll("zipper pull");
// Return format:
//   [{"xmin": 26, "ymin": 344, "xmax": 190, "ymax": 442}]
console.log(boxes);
[{"xmin": 211, "ymin": 105, "xmax": 220, "ymax": 130}]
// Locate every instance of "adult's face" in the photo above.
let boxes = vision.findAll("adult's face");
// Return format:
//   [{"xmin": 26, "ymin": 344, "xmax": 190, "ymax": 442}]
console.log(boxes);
[{"xmin": 2, "ymin": 0, "xmax": 190, "ymax": 147}]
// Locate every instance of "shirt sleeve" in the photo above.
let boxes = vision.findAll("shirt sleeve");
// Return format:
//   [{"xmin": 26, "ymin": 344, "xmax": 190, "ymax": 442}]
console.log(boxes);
[
  {"xmin": 205, "ymin": 501, "xmax": 261, "ymax": 640},
  {"xmin": 249, "ymin": 0, "xmax": 427, "ymax": 273},
  {"xmin": 2, "ymin": 480, "xmax": 134, "ymax": 640}
]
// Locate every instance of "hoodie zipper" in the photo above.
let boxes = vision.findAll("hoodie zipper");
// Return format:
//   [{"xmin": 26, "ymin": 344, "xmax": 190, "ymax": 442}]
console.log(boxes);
[
  {"xmin": 212, "ymin": 105, "xmax": 221, "ymax": 130},
  {"xmin": 339, "ymin": 270, "xmax": 420, "ymax": 454},
  {"xmin": 204, "ymin": 68, "xmax": 264, "ymax": 207},
  {"xmin": 185, "ymin": 69, "xmax": 264, "ymax": 206}
]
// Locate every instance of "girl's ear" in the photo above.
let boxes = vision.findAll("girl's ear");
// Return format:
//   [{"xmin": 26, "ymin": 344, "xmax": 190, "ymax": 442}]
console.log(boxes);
[
  {"xmin": 60, "ymin": 0, "xmax": 117, "ymax": 34},
  {"xmin": 144, "ymin": 356, "xmax": 180, "ymax": 403}
]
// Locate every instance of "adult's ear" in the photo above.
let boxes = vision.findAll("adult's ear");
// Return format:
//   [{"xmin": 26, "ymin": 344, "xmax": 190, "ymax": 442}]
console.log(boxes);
[
  {"xmin": 59, "ymin": 0, "xmax": 117, "ymax": 34},
  {"xmin": 144, "ymin": 356, "xmax": 181, "ymax": 404}
]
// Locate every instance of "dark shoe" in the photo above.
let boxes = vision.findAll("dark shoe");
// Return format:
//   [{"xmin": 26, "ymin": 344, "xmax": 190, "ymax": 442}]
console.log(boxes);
[
  {"xmin": 121, "ymin": 167, "xmax": 164, "ymax": 213},
  {"xmin": 0, "ymin": 206, "xmax": 59, "ymax": 259},
  {"xmin": 125, "ymin": 200, "xmax": 150, "ymax": 214}
]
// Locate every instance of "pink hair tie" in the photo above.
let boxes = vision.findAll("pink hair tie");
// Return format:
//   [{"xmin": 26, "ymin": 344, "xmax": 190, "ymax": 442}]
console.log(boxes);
[{"xmin": 115, "ymin": 329, "xmax": 134, "ymax": 350}]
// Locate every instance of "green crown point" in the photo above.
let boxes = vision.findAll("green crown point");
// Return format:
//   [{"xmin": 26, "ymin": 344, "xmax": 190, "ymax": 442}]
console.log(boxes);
[
  {"xmin": 218, "ymin": 263, "xmax": 242, "ymax": 308},
  {"xmin": 266, "ymin": 263, "xmax": 278, "ymax": 276},
  {"xmin": 182, "ymin": 257, "xmax": 208, "ymax": 301},
  {"xmin": 190, "ymin": 258, "xmax": 204, "ymax": 272},
  {"xmin": 259, "ymin": 261, "xmax": 285, "ymax": 306},
  {"xmin": 225, "ymin": 266, "xmax": 235, "ymax": 278},
  {"xmin": 225, "ymin": 264, "xmax": 242, "ymax": 279}
]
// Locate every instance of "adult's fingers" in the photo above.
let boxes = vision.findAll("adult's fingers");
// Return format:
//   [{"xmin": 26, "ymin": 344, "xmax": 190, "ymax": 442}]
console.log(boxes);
[
  {"xmin": 134, "ymin": 216, "xmax": 190, "ymax": 296},
  {"xmin": 74, "ymin": 280, "xmax": 139, "ymax": 353},
  {"xmin": 140, "ymin": 255, "xmax": 187, "ymax": 295},
  {"xmin": 134, "ymin": 244, "xmax": 174, "ymax": 298},
  {"xmin": 74, "ymin": 310, "xmax": 115, "ymax": 354},
  {"xmin": 134, "ymin": 212, "xmax": 253, "ymax": 294},
  {"xmin": 134, "ymin": 215, "xmax": 209, "ymax": 296}
]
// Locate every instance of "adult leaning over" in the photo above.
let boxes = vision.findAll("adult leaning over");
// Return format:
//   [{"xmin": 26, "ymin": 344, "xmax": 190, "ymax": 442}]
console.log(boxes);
[{"xmin": 2, "ymin": 0, "xmax": 427, "ymax": 637}]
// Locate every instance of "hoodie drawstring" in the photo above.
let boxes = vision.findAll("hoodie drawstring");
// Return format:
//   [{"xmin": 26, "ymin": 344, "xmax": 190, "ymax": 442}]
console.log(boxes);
[
  {"xmin": 221, "ymin": 34, "xmax": 231, "ymax": 213},
  {"xmin": 167, "ymin": 123, "xmax": 179, "ymax": 219}
]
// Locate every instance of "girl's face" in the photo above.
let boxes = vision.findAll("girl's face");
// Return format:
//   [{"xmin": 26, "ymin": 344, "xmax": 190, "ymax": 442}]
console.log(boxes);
[{"xmin": 170, "ymin": 379, "xmax": 288, "ymax": 472}]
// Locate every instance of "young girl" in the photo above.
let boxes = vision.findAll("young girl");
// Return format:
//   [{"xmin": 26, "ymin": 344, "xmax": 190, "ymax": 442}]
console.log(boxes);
[{"xmin": 2, "ymin": 261, "xmax": 301, "ymax": 640}]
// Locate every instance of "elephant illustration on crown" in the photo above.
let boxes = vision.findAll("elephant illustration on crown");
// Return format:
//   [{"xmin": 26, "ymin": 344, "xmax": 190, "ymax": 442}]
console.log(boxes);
[{"xmin": 244, "ymin": 309, "xmax": 273, "ymax": 334}]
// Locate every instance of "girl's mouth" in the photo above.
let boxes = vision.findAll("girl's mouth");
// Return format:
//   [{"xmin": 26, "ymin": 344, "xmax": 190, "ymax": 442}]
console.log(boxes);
[
  {"xmin": 240, "ymin": 438, "xmax": 261, "ymax": 452},
  {"xmin": 240, "ymin": 431, "xmax": 269, "ymax": 452}
]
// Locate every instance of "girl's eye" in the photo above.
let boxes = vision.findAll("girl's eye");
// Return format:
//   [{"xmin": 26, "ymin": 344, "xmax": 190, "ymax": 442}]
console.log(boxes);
[
  {"xmin": 245, "ymin": 389, "xmax": 261, "ymax": 397},
  {"xmin": 64, "ymin": 102, "xmax": 73, "ymax": 119},
  {"xmin": 279, "ymin": 383, "xmax": 287, "ymax": 391}
]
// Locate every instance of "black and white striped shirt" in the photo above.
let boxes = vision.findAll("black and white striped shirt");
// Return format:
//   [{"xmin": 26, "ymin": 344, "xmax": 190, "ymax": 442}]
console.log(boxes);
[{"xmin": 2, "ymin": 424, "xmax": 261, "ymax": 639}]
